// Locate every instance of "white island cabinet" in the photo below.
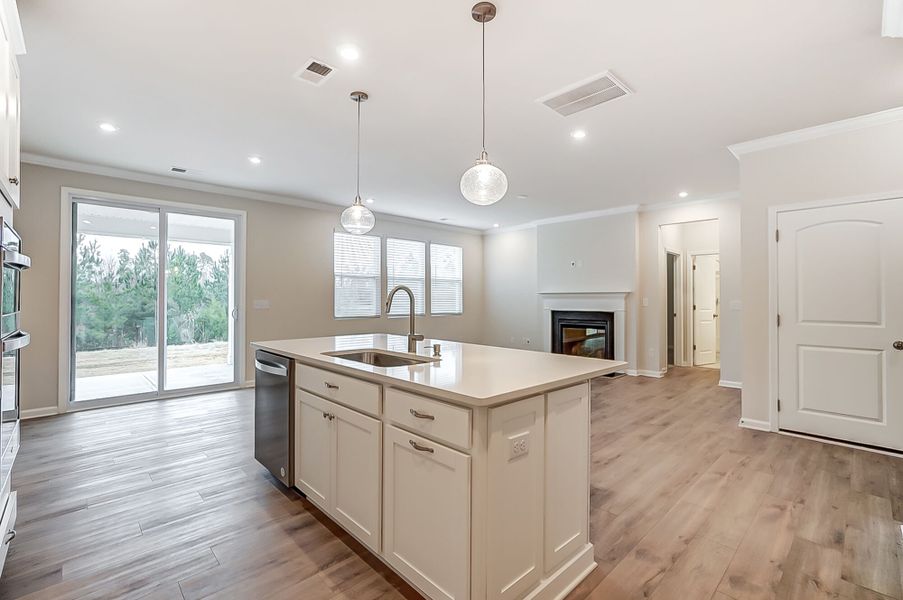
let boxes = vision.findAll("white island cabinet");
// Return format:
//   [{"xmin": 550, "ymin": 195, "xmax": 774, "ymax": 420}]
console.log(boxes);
[{"xmin": 253, "ymin": 334, "xmax": 625, "ymax": 600}]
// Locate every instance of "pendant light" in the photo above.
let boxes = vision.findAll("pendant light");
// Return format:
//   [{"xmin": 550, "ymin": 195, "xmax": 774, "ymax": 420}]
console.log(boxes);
[
  {"xmin": 460, "ymin": 2, "xmax": 508, "ymax": 206},
  {"xmin": 341, "ymin": 91, "xmax": 376, "ymax": 235}
]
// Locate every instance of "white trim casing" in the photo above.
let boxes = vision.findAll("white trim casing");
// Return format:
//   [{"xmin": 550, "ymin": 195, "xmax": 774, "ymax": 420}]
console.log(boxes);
[
  {"xmin": 728, "ymin": 106, "xmax": 903, "ymax": 159},
  {"xmin": 719, "ymin": 380, "xmax": 742, "ymax": 389},
  {"xmin": 58, "ymin": 187, "xmax": 248, "ymax": 413},
  {"xmin": 21, "ymin": 407, "xmax": 59, "ymax": 420}
]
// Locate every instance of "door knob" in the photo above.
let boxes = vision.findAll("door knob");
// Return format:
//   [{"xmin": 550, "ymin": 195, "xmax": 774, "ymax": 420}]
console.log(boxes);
[{"xmin": 894, "ymin": 341, "xmax": 903, "ymax": 351}]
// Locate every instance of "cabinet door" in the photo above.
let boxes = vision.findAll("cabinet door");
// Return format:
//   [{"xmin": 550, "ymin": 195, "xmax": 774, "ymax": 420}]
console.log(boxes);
[
  {"xmin": 383, "ymin": 425, "xmax": 471, "ymax": 600},
  {"xmin": 5, "ymin": 56, "xmax": 18, "ymax": 208},
  {"xmin": 544, "ymin": 383, "xmax": 590, "ymax": 573},
  {"xmin": 0, "ymin": 16, "xmax": 10, "ymax": 201},
  {"xmin": 330, "ymin": 400, "xmax": 381, "ymax": 553},
  {"xmin": 295, "ymin": 390, "xmax": 331, "ymax": 509}
]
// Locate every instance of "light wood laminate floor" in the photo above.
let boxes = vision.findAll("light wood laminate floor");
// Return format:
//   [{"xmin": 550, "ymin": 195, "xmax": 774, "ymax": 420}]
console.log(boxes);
[{"xmin": 0, "ymin": 367, "xmax": 901, "ymax": 599}]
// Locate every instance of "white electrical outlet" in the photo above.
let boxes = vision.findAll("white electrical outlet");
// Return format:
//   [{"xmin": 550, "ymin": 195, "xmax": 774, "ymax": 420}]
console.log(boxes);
[{"xmin": 509, "ymin": 432, "xmax": 530, "ymax": 459}]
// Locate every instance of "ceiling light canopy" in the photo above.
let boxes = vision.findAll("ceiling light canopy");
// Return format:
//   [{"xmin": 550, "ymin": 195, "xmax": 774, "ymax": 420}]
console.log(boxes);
[
  {"xmin": 98, "ymin": 122, "xmax": 118, "ymax": 133},
  {"xmin": 341, "ymin": 91, "xmax": 376, "ymax": 235},
  {"xmin": 460, "ymin": 2, "xmax": 508, "ymax": 207},
  {"xmin": 248, "ymin": 155, "xmax": 262, "ymax": 165}
]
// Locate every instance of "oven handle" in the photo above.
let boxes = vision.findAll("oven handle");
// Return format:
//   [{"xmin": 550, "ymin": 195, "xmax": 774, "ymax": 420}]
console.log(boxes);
[
  {"xmin": 2, "ymin": 331, "xmax": 30, "ymax": 352},
  {"xmin": 2, "ymin": 249, "xmax": 31, "ymax": 270}
]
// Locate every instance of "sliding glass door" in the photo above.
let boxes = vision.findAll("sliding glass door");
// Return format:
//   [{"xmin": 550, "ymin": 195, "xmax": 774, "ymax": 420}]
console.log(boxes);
[{"xmin": 71, "ymin": 199, "xmax": 240, "ymax": 405}]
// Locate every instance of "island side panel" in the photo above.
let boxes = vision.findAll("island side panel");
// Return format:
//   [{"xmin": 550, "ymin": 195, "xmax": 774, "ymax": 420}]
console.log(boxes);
[
  {"xmin": 486, "ymin": 395, "xmax": 545, "ymax": 600},
  {"xmin": 544, "ymin": 382, "xmax": 591, "ymax": 574}
]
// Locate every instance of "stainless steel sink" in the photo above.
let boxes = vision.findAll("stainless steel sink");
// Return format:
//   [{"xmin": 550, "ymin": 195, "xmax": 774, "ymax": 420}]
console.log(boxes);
[{"xmin": 324, "ymin": 349, "xmax": 437, "ymax": 368}]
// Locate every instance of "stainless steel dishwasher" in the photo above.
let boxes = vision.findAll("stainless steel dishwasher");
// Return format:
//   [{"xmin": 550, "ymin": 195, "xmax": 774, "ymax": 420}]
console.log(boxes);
[{"xmin": 254, "ymin": 350, "xmax": 294, "ymax": 486}]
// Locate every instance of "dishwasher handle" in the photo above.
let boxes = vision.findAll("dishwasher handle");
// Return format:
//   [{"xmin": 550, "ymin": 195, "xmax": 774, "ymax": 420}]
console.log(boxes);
[{"xmin": 255, "ymin": 359, "xmax": 288, "ymax": 377}]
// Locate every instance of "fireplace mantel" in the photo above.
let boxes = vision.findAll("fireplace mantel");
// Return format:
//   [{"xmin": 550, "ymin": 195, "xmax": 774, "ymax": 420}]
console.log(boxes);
[{"xmin": 539, "ymin": 292, "xmax": 629, "ymax": 363}]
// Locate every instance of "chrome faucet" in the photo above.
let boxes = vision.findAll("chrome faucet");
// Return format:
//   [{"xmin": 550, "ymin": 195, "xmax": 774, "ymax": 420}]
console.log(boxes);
[{"xmin": 386, "ymin": 285, "xmax": 424, "ymax": 353}]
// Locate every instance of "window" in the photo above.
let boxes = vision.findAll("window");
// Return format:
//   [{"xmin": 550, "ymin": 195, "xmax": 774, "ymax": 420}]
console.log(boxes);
[
  {"xmin": 386, "ymin": 238, "xmax": 425, "ymax": 316},
  {"xmin": 334, "ymin": 232, "xmax": 381, "ymax": 318},
  {"xmin": 430, "ymin": 244, "xmax": 463, "ymax": 315}
]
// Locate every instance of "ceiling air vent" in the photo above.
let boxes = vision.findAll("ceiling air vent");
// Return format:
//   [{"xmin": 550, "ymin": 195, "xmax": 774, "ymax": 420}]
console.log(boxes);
[
  {"xmin": 537, "ymin": 71, "xmax": 632, "ymax": 117},
  {"xmin": 294, "ymin": 59, "xmax": 335, "ymax": 86}
]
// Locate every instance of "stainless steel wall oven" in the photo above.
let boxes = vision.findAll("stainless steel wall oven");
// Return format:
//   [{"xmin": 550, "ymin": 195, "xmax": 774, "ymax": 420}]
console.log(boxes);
[{"xmin": 1, "ymin": 219, "xmax": 30, "ymax": 425}]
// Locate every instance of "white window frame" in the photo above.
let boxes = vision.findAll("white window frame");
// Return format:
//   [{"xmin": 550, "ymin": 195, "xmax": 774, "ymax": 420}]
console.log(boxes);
[{"xmin": 58, "ymin": 187, "xmax": 247, "ymax": 414}]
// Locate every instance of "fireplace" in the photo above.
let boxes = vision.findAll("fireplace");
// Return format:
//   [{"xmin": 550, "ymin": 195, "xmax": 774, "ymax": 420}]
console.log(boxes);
[{"xmin": 551, "ymin": 310, "xmax": 615, "ymax": 360}]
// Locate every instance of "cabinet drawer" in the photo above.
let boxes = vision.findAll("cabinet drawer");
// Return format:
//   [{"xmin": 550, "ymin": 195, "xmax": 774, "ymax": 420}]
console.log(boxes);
[
  {"xmin": 297, "ymin": 363, "xmax": 380, "ymax": 417},
  {"xmin": 385, "ymin": 388, "xmax": 472, "ymax": 450},
  {"xmin": 0, "ymin": 491, "xmax": 17, "ymax": 578}
]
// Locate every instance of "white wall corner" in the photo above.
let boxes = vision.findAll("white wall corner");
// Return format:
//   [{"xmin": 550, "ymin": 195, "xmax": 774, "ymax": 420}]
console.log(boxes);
[
  {"xmin": 718, "ymin": 380, "xmax": 742, "ymax": 389},
  {"xmin": 738, "ymin": 418, "xmax": 771, "ymax": 432}
]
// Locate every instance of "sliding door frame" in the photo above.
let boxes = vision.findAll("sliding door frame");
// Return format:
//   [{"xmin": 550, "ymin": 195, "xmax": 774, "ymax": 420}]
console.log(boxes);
[{"xmin": 59, "ymin": 187, "xmax": 247, "ymax": 413}]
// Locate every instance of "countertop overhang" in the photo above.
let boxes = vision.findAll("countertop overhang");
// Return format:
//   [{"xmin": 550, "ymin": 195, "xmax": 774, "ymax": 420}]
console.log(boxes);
[{"xmin": 252, "ymin": 334, "xmax": 626, "ymax": 408}]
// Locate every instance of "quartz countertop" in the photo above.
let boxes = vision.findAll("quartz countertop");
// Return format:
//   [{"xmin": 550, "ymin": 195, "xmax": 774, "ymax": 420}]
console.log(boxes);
[{"xmin": 252, "ymin": 334, "xmax": 625, "ymax": 408}]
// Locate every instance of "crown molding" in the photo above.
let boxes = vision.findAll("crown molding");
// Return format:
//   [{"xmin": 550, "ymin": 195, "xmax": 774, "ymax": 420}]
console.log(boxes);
[
  {"xmin": 639, "ymin": 191, "xmax": 739, "ymax": 213},
  {"xmin": 21, "ymin": 153, "xmax": 482, "ymax": 235},
  {"xmin": 728, "ymin": 106, "xmax": 903, "ymax": 159}
]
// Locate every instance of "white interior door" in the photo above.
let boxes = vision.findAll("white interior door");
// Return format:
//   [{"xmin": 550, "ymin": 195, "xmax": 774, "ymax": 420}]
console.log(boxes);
[
  {"xmin": 693, "ymin": 254, "xmax": 718, "ymax": 365},
  {"xmin": 777, "ymin": 198, "xmax": 903, "ymax": 450}
]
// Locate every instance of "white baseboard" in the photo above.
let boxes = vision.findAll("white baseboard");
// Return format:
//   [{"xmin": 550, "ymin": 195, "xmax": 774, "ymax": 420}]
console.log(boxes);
[
  {"xmin": 738, "ymin": 418, "xmax": 771, "ymax": 432},
  {"xmin": 242, "ymin": 379, "xmax": 255, "ymax": 389},
  {"xmin": 21, "ymin": 407, "xmax": 60, "ymax": 420},
  {"xmin": 719, "ymin": 380, "xmax": 743, "ymax": 389},
  {"xmin": 635, "ymin": 369, "xmax": 665, "ymax": 378}
]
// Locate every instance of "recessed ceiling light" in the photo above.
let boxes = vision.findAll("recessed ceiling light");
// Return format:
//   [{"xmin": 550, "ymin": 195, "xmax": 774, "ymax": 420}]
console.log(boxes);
[
  {"xmin": 338, "ymin": 45, "xmax": 360, "ymax": 61},
  {"xmin": 248, "ymin": 155, "xmax": 262, "ymax": 165},
  {"xmin": 82, "ymin": 220, "xmax": 91, "ymax": 224},
  {"xmin": 570, "ymin": 129, "xmax": 587, "ymax": 139},
  {"xmin": 365, "ymin": 198, "xmax": 374, "ymax": 204},
  {"xmin": 492, "ymin": 223, "xmax": 500, "ymax": 228},
  {"xmin": 98, "ymin": 122, "xmax": 119, "ymax": 133},
  {"xmin": 679, "ymin": 191, "xmax": 689, "ymax": 198}
]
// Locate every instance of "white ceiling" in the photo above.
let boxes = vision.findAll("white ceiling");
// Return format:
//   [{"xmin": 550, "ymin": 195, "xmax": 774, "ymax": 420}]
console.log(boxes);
[{"xmin": 18, "ymin": 0, "xmax": 903, "ymax": 230}]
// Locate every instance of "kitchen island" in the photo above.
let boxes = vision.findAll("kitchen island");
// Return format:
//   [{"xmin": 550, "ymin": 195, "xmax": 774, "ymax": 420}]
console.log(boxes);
[{"xmin": 252, "ymin": 334, "xmax": 624, "ymax": 600}]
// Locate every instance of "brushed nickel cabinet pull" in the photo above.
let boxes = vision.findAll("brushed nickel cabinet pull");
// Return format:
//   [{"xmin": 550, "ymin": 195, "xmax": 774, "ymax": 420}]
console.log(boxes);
[
  {"xmin": 8, "ymin": 177, "xmax": 18, "ymax": 186},
  {"xmin": 409, "ymin": 408, "xmax": 435, "ymax": 421},
  {"xmin": 3, "ymin": 530, "xmax": 15, "ymax": 544},
  {"xmin": 409, "ymin": 440, "xmax": 434, "ymax": 453},
  {"xmin": 324, "ymin": 382, "xmax": 339, "ymax": 390}
]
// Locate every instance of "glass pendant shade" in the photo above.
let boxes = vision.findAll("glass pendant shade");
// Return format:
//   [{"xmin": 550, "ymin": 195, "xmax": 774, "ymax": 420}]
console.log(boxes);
[
  {"xmin": 461, "ymin": 152, "xmax": 508, "ymax": 206},
  {"xmin": 340, "ymin": 196, "xmax": 375, "ymax": 235}
]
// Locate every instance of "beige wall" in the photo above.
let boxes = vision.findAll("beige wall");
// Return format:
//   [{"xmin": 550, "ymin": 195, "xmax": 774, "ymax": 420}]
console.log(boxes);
[
  {"xmin": 17, "ymin": 163, "xmax": 484, "ymax": 415},
  {"xmin": 738, "ymin": 117, "xmax": 903, "ymax": 424},
  {"xmin": 482, "ymin": 227, "xmax": 542, "ymax": 350}
]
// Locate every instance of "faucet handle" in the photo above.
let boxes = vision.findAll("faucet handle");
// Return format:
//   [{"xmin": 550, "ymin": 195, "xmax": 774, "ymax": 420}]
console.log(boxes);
[{"xmin": 410, "ymin": 334, "xmax": 425, "ymax": 342}]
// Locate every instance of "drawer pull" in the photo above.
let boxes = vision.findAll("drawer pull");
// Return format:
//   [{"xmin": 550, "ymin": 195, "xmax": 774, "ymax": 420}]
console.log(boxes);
[
  {"xmin": 8, "ymin": 177, "xmax": 18, "ymax": 186},
  {"xmin": 324, "ymin": 382, "xmax": 339, "ymax": 390},
  {"xmin": 3, "ymin": 530, "xmax": 15, "ymax": 545},
  {"xmin": 409, "ymin": 440, "xmax": 434, "ymax": 453},
  {"xmin": 409, "ymin": 408, "xmax": 435, "ymax": 421},
  {"xmin": 322, "ymin": 412, "xmax": 335, "ymax": 421}
]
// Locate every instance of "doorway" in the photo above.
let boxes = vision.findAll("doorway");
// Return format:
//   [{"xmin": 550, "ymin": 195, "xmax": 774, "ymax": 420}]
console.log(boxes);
[
  {"xmin": 64, "ymin": 193, "xmax": 245, "ymax": 408},
  {"xmin": 660, "ymin": 219, "xmax": 719, "ymax": 371}
]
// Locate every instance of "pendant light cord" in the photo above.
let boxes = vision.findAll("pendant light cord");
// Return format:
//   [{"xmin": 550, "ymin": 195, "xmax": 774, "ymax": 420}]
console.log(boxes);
[
  {"xmin": 356, "ymin": 97, "xmax": 362, "ymax": 200},
  {"xmin": 481, "ymin": 19, "xmax": 486, "ymax": 154}
]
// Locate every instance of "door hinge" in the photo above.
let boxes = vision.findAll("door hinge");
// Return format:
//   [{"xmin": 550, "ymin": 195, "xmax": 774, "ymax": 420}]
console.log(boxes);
[
  {"xmin": 775, "ymin": 229, "xmax": 780, "ymax": 242},
  {"xmin": 692, "ymin": 264, "xmax": 696, "ymax": 270},
  {"xmin": 693, "ymin": 304, "xmax": 697, "ymax": 310},
  {"xmin": 777, "ymin": 314, "xmax": 781, "ymax": 327},
  {"xmin": 777, "ymin": 398, "xmax": 781, "ymax": 412},
  {"xmin": 693, "ymin": 344, "xmax": 697, "ymax": 350}
]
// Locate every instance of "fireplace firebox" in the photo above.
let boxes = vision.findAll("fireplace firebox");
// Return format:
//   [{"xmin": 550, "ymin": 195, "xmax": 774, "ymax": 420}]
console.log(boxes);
[{"xmin": 551, "ymin": 310, "xmax": 615, "ymax": 360}]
